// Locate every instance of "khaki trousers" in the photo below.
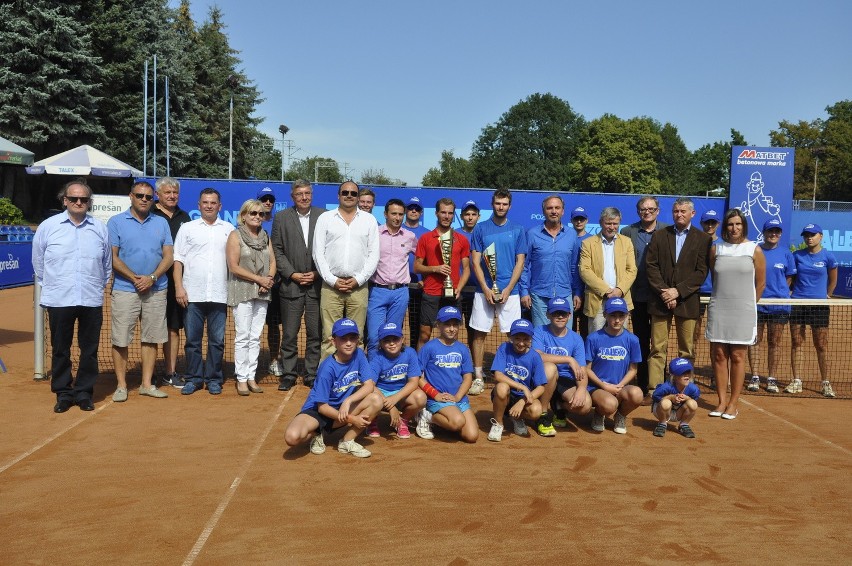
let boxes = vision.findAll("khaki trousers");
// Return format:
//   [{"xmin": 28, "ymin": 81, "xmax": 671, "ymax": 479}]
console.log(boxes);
[
  {"xmin": 649, "ymin": 314, "xmax": 697, "ymax": 389},
  {"xmin": 320, "ymin": 283, "xmax": 368, "ymax": 361}
]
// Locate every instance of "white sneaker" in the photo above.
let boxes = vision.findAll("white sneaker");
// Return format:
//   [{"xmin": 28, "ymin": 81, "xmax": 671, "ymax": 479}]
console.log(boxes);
[
  {"xmin": 747, "ymin": 375, "xmax": 760, "ymax": 392},
  {"xmin": 338, "ymin": 439, "xmax": 371, "ymax": 458},
  {"xmin": 309, "ymin": 433, "xmax": 326, "ymax": 455},
  {"xmin": 613, "ymin": 412, "xmax": 627, "ymax": 434},
  {"xmin": 469, "ymin": 377, "xmax": 485, "ymax": 396},
  {"xmin": 139, "ymin": 385, "xmax": 168, "ymax": 398},
  {"xmin": 785, "ymin": 378, "xmax": 803, "ymax": 394},
  {"xmin": 591, "ymin": 412, "xmax": 605, "ymax": 432},
  {"xmin": 766, "ymin": 377, "xmax": 779, "ymax": 393},
  {"xmin": 487, "ymin": 418, "xmax": 504, "ymax": 442},
  {"xmin": 822, "ymin": 381, "xmax": 836, "ymax": 398},
  {"xmin": 415, "ymin": 409, "xmax": 434, "ymax": 440},
  {"xmin": 112, "ymin": 387, "xmax": 128, "ymax": 402},
  {"xmin": 268, "ymin": 359, "xmax": 283, "ymax": 376},
  {"xmin": 512, "ymin": 417, "xmax": 529, "ymax": 437}
]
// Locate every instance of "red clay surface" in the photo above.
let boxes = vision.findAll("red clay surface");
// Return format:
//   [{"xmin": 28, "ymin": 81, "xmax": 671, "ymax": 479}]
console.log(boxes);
[{"xmin": 1, "ymin": 285, "xmax": 850, "ymax": 565}]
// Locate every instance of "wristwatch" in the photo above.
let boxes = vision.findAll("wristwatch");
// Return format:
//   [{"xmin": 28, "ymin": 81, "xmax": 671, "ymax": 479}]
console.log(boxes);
[{"xmin": 149, "ymin": 274, "xmax": 156, "ymax": 282}]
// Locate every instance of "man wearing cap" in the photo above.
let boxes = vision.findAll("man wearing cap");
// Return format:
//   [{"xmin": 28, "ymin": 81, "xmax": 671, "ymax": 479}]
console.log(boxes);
[
  {"xmin": 366, "ymin": 198, "xmax": 417, "ymax": 357},
  {"xmin": 107, "ymin": 180, "xmax": 174, "ymax": 403},
  {"xmin": 620, "ymin": 196, "xmax": 669, "ymax": 394},
  {"xmin": 404, "ymin": 196, "xmax": 430, "ymax": 348},
  {"xmin": 458, "ymin": 200, "xmax": 480, "ymax": 351},
  {"xmin": 313, "ymin": 181, "xmax": 380, "ymax": 360},
  {"xmin": 570, "ymin": 206, "xmax": 593, "ymax": 337},
  {"xmin": 579, "ymin": 206, "xmax": 637, "ymax": 335},
  {"xmin": 645, "ymin": 197, "xmax": 712, "ymax": 393},
  {"xmin": 520, "ymin": 195, "xmax": 582, "ymax": 329},
  {"xmin": 693, "ymin": 210, "xmax": 720, "ymax": 350},
  {"xmin": 256, "ymin": 187, "xmax": 285, "ymax": 377},
  {"xmin": 33, "ymin": 179, "xmax": 112, "ymax": 413},
  {"xmin": 271, "ymin": 179, "xmax": 324, "ymax": 390},
  {"xmin": 747, "ymin": 219, "xmax": 795, "ymax": 394},
  {"xmin": 358, "ymin": 188, "xmax": 376, "ymax": 213},
  {"xmin": 469, "ymin": 189, "xmax": 528, "ymax": 395}
]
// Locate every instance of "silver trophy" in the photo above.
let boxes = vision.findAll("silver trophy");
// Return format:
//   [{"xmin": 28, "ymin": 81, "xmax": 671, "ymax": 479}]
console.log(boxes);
[
  {"xmin": 483, "ymin": 242, "xmax": 502, "ymax": 303},
  {"xmin": 439, "ymin": 229, "xmax": 455, "ymax": 298}
]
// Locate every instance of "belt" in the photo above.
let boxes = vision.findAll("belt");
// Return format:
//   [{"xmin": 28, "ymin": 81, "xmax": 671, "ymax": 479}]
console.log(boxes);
[{"xmin": 370, "ymin": 282, "xmax": 406, "ymax": 290}]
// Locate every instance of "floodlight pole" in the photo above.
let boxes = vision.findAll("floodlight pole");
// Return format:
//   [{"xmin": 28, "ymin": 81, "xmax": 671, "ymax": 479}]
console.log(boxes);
[{"xmin": 279, "ymin": 124, "xmax": 289, "ymax": 182}]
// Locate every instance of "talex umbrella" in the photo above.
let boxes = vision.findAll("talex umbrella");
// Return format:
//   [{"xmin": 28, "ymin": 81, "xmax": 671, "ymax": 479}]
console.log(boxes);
[
  {"xmin": 0, "ymin": 135, "xmax": 35, "ymax": 166},
  {"xmin": 26, "ymin": 144, "xmax": 143, "ymax": 177}
]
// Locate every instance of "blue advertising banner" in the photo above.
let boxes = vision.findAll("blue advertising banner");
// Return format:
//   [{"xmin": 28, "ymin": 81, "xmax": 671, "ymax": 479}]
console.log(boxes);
[
  {"xmin": 0, "ymin": 242, "xmax": 34, "ymax": 289},
  {"xmin": 729, "ymin": 146, "xmax": 795, "ymax": 246},
  {"xmin": 790, "ymin": 210, "xmax": 852, "ymax": 266},
  {"xmin": 836, "ymin": 266, "xmax": 852, "ymax": 298}
]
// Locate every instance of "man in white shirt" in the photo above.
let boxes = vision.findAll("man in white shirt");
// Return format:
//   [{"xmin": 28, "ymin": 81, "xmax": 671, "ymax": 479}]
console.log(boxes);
[
  {"xmin": 313, "ymin": 181, "xmax": 380, "ymax": 359},
  {"xmin": 173, "ymin": 188, "xmax": 235, "ymax": 395}
]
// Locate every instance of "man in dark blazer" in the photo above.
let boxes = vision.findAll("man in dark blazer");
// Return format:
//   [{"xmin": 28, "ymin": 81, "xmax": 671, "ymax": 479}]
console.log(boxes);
[
  {"xmin": 644, "ymin": 197, "xmax": 711, "ymax": 392},
  {"xmin": 271, "ymin": 180, "xmax": 325, "ymax": 390}
]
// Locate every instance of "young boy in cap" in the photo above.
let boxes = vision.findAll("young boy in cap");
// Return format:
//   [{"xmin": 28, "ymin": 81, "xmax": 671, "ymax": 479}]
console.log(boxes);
[
  {"xmin": 585, "ymin": 297, "xmax": 643, "ymax": 434},
  {"xmin": 416, "ymin": 306, "xmax": 478, "ymax": 443},
  {"xmin": 458, "ymin": 200, "xmax": 480, "ymax": 353},
  {"xmin": 533, "ymin": 297, "xmax": 592, "ymax": 428},
  {"xmin": 570, "ymin": 207, "xmax": 592, "ymax": 337},
  {"xmin": 367, "ymin": 322, "xmax": 426, "ymax": 439},
  {"xmin": 283, "ymin": 318, "xmax": 383, "ymax": 458},
  {"xmin": 651, "ymin": 357, "xmax": 700, "ymax": 438},
  {"xmin": 488, "ymin": 318, "xmax": 557, "ymax": 441}
]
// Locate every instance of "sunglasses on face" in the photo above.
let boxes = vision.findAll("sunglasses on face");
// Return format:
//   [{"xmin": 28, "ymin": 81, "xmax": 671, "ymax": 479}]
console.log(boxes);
[
  {"xmin": 133, "ymin": 193, "xmax": 154, "ymax": 201},
  {"xmin": 340, "ymin": 190, "xmax": 358, "ymax": 197},
  {"xmin": 247, "ymin": 210, "xmax": 263, "ymax": 217},
  {"xmin": 259, "ymin": 196, "xmax": 275, "ymax": 203},
  {"xmin": 66, "ymin": 196, "xmax": 90, "ymax": 204}
]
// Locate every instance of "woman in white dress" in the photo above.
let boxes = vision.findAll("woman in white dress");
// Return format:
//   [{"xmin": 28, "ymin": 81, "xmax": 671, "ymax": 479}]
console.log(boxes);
[{"xmin": 706, "ymin": 209, "xmax": 765, "ymax": 419}]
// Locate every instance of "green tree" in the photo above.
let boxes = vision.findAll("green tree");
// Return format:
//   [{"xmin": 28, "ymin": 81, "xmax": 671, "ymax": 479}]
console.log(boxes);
[
  {"xmin": 693, "ymin": 129, "xmax": 748, "ymax": 196},
  {"xmin": 571, "ymin": 115, "xmax": 664, "ymax": 194},
  {"xmin": 657, "ymin": 122, "xmax": 699, "ymax": 194},
  {"xmin": 286, "ymin": 156, "xmax": 343, "ymax": 183},
  {"xmin": 769, "ymin": 119, "xmax": 824, "ymax": 200},
  {"xmin": 471, "ymin": 93, "xmax": 585, "ymax": 190},
  {"xmin": 360, "ymin": 168, "xmax": 393, "ymax": 185},
  {"xmin": 422, "ymin": 149, "xmax": 476, "ymax": 188},
  {"xmin": 245, "ymin": 132, "xmax": 283, "ymax": 180},
  {"xmin": 820, "ymin": 100, "xmax": 852, "ymax": 201}
]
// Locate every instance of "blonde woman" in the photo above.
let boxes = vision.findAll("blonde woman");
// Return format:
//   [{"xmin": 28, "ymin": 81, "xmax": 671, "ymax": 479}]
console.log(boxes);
[{"xmin": 227, "ymin": 200, "xmax": 276, "ymax": 395}]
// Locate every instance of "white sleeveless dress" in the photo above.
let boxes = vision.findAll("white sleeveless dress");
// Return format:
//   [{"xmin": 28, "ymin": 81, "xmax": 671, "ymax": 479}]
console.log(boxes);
[{"xmin": 705, "ymin": 240, "xmax": 758, "ymax": 345}]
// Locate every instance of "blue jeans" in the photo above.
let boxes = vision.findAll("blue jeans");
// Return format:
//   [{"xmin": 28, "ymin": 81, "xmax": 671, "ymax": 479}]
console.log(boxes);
[
  {"xmin": 530, "ymin": 293, "xmax": 573, "ymax": 329},
  {"xmin": 366, "ymin": 286, "xmax": 409, "ymax": 357},
  {"xmin": 184, "ymin": 302, "xmax": 226, "ymax": 386}
]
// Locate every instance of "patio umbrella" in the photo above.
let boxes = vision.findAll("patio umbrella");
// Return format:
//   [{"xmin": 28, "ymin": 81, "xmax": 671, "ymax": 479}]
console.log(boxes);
[
  {"xmin": 0, "ymin": 135, "xmax": 35, "ymax": 166},
  {"xmin": 25, "ymin": 144, "xmax": 143, "ymax": 177}
]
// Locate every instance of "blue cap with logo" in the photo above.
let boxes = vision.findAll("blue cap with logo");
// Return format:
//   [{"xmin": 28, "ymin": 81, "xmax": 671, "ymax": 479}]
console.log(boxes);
[
  {"xmin": 436, "ymin": 306, "xmax": 462, "ymax": 322},
  {"xmin": 604, "ymin": 297, "xmax": 629, "ymax": 314},
  {"xmin": 407, "ymin": 196, "xmax": 423, "ymax": 211},
  {"xmin": 462, "ymin": 199, "xmax": 479, "ymax": 212},
  {"xmin": 547, "ymin": 297, "xmax": 571, "ymax": 314},
  {"xmin": 763, "ymin": 218, "xmax": 783, "ymax": 232},
  {"xmin": 256, "ymin": 187, "xmax": 275, "ymax": 201},
  {"xmin": 509, "ymin": 318, "xmax": 534, "ymax": 336},
  {"xmin": 331, "ymin": 317, "xmax": 359, "ymax": 337},
  {"xmin": 700, "ymin": 210, "xmax": 719, "ymax": 223},
  {"xmin": 378, "ymin": 322, "xmax": 403, "ymax": 341},
  {"xmin": 570, "ymin": 206, "xmax": 588, "ymax": 220},
  {"xmin": 669, "ymin": 357, "xmax": 693, "ymax": 376},
  {"xmin": 801, "ymin": 223, "xmax": 822, "ymax": 236}
]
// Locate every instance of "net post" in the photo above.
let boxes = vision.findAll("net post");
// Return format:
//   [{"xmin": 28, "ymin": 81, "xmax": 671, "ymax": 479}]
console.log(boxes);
[{"xmin": 33, "ymin": 276, "xmax": 46, "ymax": 381}]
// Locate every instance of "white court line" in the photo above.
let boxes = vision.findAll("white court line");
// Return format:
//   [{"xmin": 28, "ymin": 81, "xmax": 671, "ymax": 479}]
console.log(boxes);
[
  {"xmin": 739, "ymin": 397, "xmax": 852, "ymax": 457},
  {"xmin": 182, "ymin": 388, "xmax": 294, "ymax": 566},
  {"xmin": 0, "ymin": 401, "xmax": 112, "ymax": 475}
]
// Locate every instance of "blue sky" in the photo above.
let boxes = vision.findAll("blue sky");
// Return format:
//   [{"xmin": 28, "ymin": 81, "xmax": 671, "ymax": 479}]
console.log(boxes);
[{"xmin": 182, "ymin": 0, "xmax": 852, "ymax": 185}]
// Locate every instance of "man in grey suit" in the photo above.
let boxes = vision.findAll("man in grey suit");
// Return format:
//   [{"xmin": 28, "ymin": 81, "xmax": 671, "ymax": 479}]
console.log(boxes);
[{"xmin": 271, "ymin": 179, "xmax": 324, "ymax": 390}]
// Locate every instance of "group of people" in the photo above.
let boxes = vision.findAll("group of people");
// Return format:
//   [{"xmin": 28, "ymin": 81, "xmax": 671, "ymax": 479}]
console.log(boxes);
[{"xmin": 34, "ymin": 179, "xmax": 837, "ymax": 459}]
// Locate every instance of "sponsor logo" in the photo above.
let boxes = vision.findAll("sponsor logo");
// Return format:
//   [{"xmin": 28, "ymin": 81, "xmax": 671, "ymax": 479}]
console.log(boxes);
[
  {"xmin": 0, "ymin": 253, "xmax": 21, "ymax": 273},
  {"xmin": 505, "ymin": 363, "xmax": 530, "ymax": 382},
  {"xmin": 332, "ymin": 370, "xmax": 362, "ymax": 394},
  {"xmin": 737, "ymin": 149, "xmax": 789, "ymax": 160},
  {"xmin": 598, "ymin": 346, "xmax": 627, "ymax": 361},
  {"xmin": 434, "ymin": 352, "xmax": 463, "ymax": 368},
  {"xmin": 546, "ymin": 346, "xmax": 570, "ymax": 356}
]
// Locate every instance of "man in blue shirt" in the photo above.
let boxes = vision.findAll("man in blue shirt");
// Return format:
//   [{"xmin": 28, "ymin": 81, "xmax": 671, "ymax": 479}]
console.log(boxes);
[
  {"xmin": 107, "ymin": 181, "xmax": 174, "ymax": 403},
  {"xmin": 520, "ymin": 195, "xmax": 582, "ymax": 329},
  {"xmin": 32, "ymin": 179, "xmax": 112, "ymax": 413}
]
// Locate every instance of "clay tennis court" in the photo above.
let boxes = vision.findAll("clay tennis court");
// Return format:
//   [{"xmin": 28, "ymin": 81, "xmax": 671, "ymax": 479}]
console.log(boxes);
[{"xmin": 1, "ymin": 284, "xmax": 850, "ymax": 564}]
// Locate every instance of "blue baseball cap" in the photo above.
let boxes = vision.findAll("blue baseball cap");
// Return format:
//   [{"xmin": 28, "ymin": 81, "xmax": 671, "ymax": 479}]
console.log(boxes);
[
  {"xmin": 256, "ymin": 187, "xmax": 275, "ymax": 201},
  {"xmin": 331, "ymin": 318, "xmax": 359, "ymax": 337},
  {"xmin": 462, "ymin": 200, "xmax": 479, "ymax": 212},
  {"xmin": 604, "ymin": 297, "xmax": 629, "ymax": 314},
  {"xmin": 801, "ymin": 223, "xmax": 822, "ymax": 236},
  {"xmin": 547, "ymin": 297, "xmax": 571, "ymax": 314},
  {"xmin": 570, "ymin": 207, "xmax": 588, "ymax": 220},
  {"xmin": 700, "ymin": 210, "xmax": 719, "ymax": 223},
  {"xmin": 509, "ymin": 318, "xmax": 534, "ymax": 336},
  {"xmin": 436, "ymin": 306, "xmax": 462, "ymax": 322},
  {"xmin": 407, "ymin": 196, "xmax": 423, "ymax": 211},
  {"xmin": 669, "ymin": 357, "xmax": 693, "ymax": 376},
  {"xmin": 763, "ymin": 218, "xmax": 783, "ymax": 232},
  {"xmin": 378, "ymin": 322, "xmax": 402, "ymax": 341}
]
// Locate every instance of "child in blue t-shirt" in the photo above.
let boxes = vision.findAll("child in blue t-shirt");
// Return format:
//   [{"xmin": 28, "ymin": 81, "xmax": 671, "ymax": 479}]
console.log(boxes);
[
  {"xmin": 585, "ymin": 298, "xmax": 643, "ymax": 434},
  {"xmin": 283, "ymin": 318, "xmax": 383, "ymax": 458},
  {"xmin": 488, "ymin": 318, "xmax": 557, "ymax": 442},
  {"xmin": 651, "ymin": 358, "xmax": 701, "ymax": 439},
  {"xmin": 367, "ymin": 322, "xmax": 426, "ymax": 439},
  {"xmin": 416, "ymin": 306, "xmax": 478, "ymax": 443}
]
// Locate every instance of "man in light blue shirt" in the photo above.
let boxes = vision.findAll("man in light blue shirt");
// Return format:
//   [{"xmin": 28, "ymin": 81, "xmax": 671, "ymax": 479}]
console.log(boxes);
[{"xmin": 32, "ymin": 179, "xmax": 112, "ymax": 413}]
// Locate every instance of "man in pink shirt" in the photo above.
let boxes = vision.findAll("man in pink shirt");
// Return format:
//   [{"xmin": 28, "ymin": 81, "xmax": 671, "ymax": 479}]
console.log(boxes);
[{"xmin": 366, "ymin": 198, "xmax": 417, "ymax": 357}]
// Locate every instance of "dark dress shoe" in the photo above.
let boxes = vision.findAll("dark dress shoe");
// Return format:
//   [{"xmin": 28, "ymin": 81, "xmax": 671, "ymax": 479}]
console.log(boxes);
[
  {"xmin": 54, "ymin": 399, "xmax": 73, "ymax": 413},
  {"xmin": 302, "ymin": 378, "xmax": 315, "ymax": 389},
  {"xmin": 278, "ymin": 380, "xmax": 294, "ymax": 391},
  {"xmin": 78, "ymin": 399, "xmax": 95, "ymax": 411}
]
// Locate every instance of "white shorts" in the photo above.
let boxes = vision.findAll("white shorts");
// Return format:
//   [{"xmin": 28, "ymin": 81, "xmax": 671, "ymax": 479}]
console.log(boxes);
[{"xmin": 469, "ymin": 293, "xmax": 521, "ymax": 333}]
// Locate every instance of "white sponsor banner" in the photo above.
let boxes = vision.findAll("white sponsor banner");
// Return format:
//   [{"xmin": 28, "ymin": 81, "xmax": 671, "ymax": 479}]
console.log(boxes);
[{"xmin": 90, "ymin": 194, "xmax": 130, "ymax": 224}]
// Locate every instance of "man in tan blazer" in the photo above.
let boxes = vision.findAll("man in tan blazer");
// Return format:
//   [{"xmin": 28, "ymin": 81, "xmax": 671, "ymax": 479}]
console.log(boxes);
[{"xmin": 579, "ymin": 207, "xmax": 637, "ymax": 334}]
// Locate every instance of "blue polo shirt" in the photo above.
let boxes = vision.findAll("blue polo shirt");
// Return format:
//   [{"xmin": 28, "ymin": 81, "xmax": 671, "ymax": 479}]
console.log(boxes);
[
  {"xmin": 370, "ymin": 347, "xmax": 422, "ymax": 394},
  {"xmin": 490, "ymin": 342, "xmax": 548, "ymax": 393},
  {"xmin": 107, "ymin": 210, "xmax": 173, "ymax": 293},
  {"xmin": 760, "ymin": 245, "xmax": 796, "ymax": 313},
  {"xmin": 470, "ymin": 217, "xmax": 528, "ymax": 294},
  {"xmin": 520, "ymin": 223, "xmax": 581, "ymax": 300},
  {"xmin": 532, "ymin": 324, "xmax": 585, "ymax": 383},
  {"xmin": 302, "ymin": 349, "xmax": 376, "ymax": 411},
  {"xmin": 585, "ymin": 328, "xmax": 642, "ymax": 389},
  {"xmin": 791, "ymin": 248, "xmax": 838, "ymax": 299}
]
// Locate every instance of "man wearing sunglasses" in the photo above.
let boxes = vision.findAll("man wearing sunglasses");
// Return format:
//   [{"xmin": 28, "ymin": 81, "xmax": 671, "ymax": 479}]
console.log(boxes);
[
  {"xmin": 107, "ymin": 181, "xmax": 174, "ymax": 402},
  {"xmin": 313, "ymin": 181, "xmax": 380, "ymax": 360},
  {"xmin": 257, "ymin": 187, "xmax": 284, "ymax": 378},
  {"xmin": 33, "ymin": 179, "xmax": 112, "ymax": 413}
]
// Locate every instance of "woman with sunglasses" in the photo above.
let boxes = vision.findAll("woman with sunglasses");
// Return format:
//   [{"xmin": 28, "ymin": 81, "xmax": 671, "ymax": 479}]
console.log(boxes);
[{"xmin": 227, "ymin": 200, "xmax": 276, "ymax": 395}]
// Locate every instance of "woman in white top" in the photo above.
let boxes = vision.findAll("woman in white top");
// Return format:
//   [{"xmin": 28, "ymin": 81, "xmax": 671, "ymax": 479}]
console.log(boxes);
[{"xmin": 706, "ymin": 209, "xmax": 765, "ymax": 419}]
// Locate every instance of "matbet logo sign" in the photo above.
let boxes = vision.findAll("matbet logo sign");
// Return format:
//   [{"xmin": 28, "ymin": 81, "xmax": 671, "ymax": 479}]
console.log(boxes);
[{"xmin": 736, "ymin": 149, "xmax": 790, "ymax": 166}]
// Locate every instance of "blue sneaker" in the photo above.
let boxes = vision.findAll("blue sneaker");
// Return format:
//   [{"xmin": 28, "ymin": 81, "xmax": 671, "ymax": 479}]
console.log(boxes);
[
  {"xmin": 181, "ymin": 380, "xmax": 203, "ymax": 395},
  {"xmin": 207, "ymin": 382, "xmax": 222, "ymax": 395}
]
